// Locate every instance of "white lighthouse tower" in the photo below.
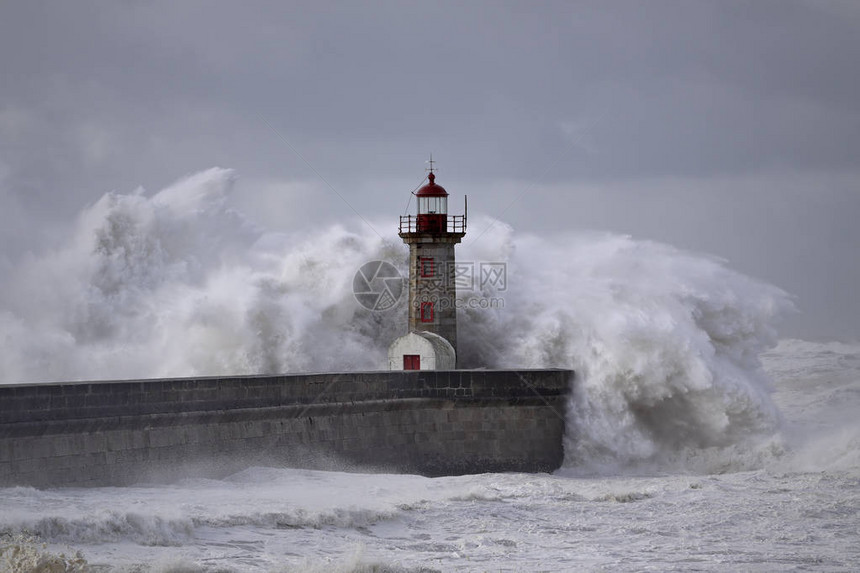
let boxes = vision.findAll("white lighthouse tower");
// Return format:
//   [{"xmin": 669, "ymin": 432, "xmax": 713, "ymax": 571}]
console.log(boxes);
[{"xmin": 388, "ymin": 160, "xmax": 466, "ymax": 370}]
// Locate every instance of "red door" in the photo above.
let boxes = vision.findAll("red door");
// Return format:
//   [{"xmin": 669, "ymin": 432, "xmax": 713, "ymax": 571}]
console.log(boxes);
[{"xmin": 403, "ymin": 355, "xmax": 420, "ymax": 370}]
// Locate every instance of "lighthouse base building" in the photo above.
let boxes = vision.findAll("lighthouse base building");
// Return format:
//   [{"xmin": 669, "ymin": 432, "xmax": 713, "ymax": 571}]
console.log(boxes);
[{"xmin": 388, "ymin": 331, "xmax": 456, "ymax": 371}]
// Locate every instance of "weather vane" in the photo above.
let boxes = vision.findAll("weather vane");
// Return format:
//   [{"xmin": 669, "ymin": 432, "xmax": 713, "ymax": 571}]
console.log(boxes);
[{"xmin": 426, "ymin": 153, "xmax": 437, "ymax": 175}]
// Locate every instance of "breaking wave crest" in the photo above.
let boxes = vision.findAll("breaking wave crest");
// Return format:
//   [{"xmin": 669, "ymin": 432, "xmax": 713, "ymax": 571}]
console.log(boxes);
[
  {"xmin": 0, "ymin": 533, "xmax": 89, "ymax": 573},
  {"xmin": 459, "ymin": 230, "xmax": 793, "ymax": 472},
  {"xmin": 0, "ymin": 168, "xmax": 794, "ymax": 470}
]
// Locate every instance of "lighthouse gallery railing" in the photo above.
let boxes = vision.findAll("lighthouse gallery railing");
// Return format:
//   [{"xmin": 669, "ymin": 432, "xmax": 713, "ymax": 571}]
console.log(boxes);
[{"xmin": 399, "ymin": 215, "xmax": 466, "ymax": 234}]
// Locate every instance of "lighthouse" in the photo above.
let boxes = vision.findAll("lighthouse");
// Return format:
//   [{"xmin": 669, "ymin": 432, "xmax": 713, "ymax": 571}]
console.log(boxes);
[{"xmin": 388, "ymin": 161, "xmax": 466, "ymax": 370}]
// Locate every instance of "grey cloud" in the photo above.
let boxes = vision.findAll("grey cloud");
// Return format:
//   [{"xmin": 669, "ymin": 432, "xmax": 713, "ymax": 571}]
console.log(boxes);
[{"xmin": 0, "ymin": 0, "xmax": 858, "ymax": 340}]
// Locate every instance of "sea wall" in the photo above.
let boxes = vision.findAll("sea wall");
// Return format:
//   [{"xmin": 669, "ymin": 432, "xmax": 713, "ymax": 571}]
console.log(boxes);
[{"xmin": 0, "ymin": 369, "xmax": 572, "ymax": 488}]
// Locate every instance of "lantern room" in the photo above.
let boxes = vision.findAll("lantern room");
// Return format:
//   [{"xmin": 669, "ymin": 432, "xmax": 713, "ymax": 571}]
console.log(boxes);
[
  {"xmin": 415, "ymin": 172, "xmax": 448, "ymax": 233},
  {"xmin": 416, "ymin": 173, "xmax": 448, "ymax": 214}
]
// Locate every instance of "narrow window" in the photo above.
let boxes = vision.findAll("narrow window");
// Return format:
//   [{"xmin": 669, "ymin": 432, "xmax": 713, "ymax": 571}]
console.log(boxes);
[
  {"xmin": 420, "ymin": 301, "xmax": 434, "ymax": 323},
  {"xmin": 420, "ymin": 257, "xmax": 434, "ymax": 277}
]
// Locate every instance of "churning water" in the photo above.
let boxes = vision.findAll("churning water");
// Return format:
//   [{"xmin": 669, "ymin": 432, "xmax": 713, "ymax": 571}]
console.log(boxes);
[{"xmin": 1, "ymin": 169, "xmax": 857, "ymax": 571}]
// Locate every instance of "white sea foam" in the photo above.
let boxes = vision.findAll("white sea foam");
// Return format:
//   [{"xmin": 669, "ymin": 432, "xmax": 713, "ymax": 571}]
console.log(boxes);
[
  {"xmin": 1, "ymin": 445, "xmax": 858, "ymax": 571},
  {"xmin": 0, "ymin": 533, "xmax": 89, "ymax": 573}
]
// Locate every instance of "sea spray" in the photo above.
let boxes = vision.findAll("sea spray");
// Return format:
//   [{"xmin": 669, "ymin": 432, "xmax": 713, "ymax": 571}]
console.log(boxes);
[
  {"xmin": 0, "ymin": 169, "xmax": 794, "ymax": 469},
  {"xmin": 454, "ymin": 221, "xmax": 793, "ymax": 471},
  {"xmin": 0, "ymin": 168, "xmax": 403, "ymax": 381}
]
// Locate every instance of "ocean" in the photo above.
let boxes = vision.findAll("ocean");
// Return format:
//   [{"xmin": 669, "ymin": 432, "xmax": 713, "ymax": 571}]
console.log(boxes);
[{"xmin": 1, "ymin": 169, "xmax": 858, "ymax": 571}]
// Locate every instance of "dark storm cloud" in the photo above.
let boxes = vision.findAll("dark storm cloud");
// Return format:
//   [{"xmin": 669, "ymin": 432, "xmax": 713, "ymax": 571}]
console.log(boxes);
[{"xmin": 0, "ymin": 1, "xmax": 858, "ymax": 339}]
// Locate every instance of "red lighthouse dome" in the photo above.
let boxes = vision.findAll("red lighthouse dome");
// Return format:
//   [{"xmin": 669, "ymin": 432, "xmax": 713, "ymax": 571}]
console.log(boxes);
[{"xmin": 416, "ymin": 172, "xmax": 448, "ymax": 198}]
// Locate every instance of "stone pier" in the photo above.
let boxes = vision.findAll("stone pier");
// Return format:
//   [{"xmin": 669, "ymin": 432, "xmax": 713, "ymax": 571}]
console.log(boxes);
[{"xmin": 0, "ymin": 369, "xmax": 572, "ymax": 488}]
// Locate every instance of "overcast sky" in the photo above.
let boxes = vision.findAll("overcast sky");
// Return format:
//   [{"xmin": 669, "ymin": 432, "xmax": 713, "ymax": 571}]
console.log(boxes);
[{"xmin": 1, "ymin": 1, "xmax": 858, "ymax": 340}]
